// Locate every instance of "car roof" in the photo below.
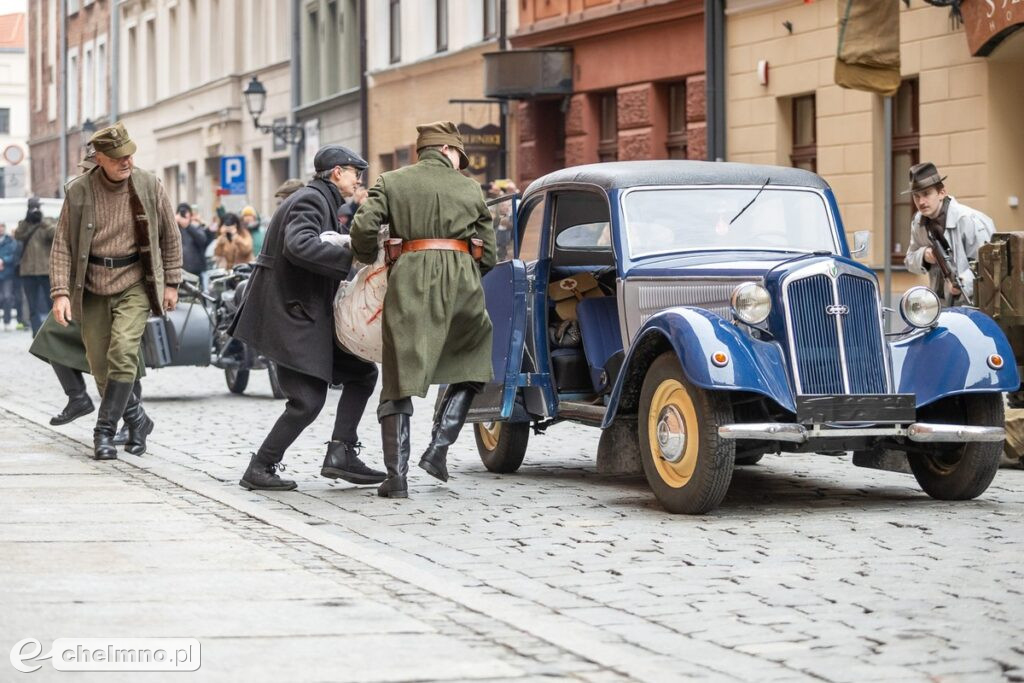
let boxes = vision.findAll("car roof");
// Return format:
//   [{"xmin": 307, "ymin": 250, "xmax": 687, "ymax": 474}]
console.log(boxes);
[{"xmin": 524, "ymin": 160, "xmax": 830, "ymax": 197}]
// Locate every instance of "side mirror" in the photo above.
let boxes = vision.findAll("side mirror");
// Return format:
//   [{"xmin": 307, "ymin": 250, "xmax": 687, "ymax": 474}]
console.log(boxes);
[{"xmin": 851, "ymin": 230, "xmax": 871, "ymax": 258}]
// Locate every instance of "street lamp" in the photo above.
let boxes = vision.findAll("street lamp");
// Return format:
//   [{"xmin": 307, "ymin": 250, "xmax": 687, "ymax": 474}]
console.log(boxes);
[{"xmin": 243, "ymin": 76, "xmax": 303, "ymax": 146}]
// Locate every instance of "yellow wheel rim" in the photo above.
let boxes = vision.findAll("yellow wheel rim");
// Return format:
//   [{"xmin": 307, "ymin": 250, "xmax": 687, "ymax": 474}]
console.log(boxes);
[
  {"xmin": 647, "ymin": 379, "xmax": 699, "ymax": 488},
  {"xmin": 478, "ymin": 422, "xmax": 502, "ymax": 451}
]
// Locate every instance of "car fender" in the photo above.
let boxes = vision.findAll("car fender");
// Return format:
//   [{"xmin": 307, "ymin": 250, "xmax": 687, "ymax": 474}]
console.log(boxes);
[
  {"xmin": 890, "ymin": 308, "xmax": 1020, "ymax": 408},
  {"xmin": 602, "ymin": 307, "xmax": 795, "ymax": 428}
]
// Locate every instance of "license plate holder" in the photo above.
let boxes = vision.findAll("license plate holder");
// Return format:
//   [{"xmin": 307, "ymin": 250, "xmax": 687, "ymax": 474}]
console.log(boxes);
[{"xmin": 796, "ymin": 394, "xmax": 915, "ymax": 425}]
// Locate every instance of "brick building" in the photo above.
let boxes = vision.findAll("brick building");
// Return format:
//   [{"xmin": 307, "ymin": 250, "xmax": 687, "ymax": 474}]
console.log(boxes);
[
  {"xmin": 27, "ymin": 0, "xmax": 111, "ymax": 198},
  {"xmin": 726, "ymin": 0, "xmax": 1024, "ymax": 297},
  {"xmin": 509, "ymin": 0, "xmax": 707, "ymax": 187}
]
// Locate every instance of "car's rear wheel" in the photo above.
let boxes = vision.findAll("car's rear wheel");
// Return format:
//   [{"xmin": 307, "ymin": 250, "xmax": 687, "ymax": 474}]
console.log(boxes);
[
  {"xmin": 638, "ymin": 352, "xmax": 735, "ymax": 514},
  {"xmin": 909, "ymin": 393, "xmax": 1003, "ymax": 500},
  {"xmin": 475, "ymin": 421, "xmax": 529, "ymax": 473}
]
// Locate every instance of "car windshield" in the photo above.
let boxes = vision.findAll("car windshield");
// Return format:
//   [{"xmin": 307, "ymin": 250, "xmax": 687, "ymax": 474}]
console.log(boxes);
[{"xmin": 622, "ymin": 187, "xmax": 836, "ymax": 259}]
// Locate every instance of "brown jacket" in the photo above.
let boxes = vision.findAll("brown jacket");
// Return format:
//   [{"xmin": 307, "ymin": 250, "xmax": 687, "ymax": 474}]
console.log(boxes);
[
  {"xmin": 214, "ymin": 228, "xmax": 254, "ymax": 270},
  {"xmin": 14, "ymin": 217, "xmax": 56, "ymax": 276}
]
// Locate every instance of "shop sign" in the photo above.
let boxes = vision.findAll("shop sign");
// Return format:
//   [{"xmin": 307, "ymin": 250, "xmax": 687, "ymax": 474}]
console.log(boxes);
[{"xmin": 964, "ymin": 0, "xmax": 1024, "ymax": 56}]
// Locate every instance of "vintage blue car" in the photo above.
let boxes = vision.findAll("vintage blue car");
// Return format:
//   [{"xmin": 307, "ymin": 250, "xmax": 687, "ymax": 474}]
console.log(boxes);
[{"xmin": 470, "ymin": 161, "xmax": 1019, "ymax": 514}]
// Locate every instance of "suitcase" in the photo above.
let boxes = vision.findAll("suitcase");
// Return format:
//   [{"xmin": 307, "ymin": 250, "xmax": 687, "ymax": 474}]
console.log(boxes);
[{"xmin": 142, "ymin": 301, "xmax": 213, "ymax": 368}]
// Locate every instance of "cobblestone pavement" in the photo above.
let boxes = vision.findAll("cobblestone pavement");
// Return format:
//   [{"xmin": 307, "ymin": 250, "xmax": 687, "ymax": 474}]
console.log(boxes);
[{"xmin": 2, "ymin": 330, "xmax": 1024, "ymax": 681}]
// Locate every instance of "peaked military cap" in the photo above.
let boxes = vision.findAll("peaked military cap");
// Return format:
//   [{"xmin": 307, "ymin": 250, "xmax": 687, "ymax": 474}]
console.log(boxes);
[
  {"xmin": 89, "ymin": 122, "xmax": 137, "ymax": 159},
  {"xmin": 415, "ymin": 120, "xmax": 469, "ymax": 170}
]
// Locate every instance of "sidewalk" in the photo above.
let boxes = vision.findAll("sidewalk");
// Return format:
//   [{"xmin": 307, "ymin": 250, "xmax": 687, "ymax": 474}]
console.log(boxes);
[{"xmin": 0, "ymin": 411, "xmax": 611, "ymax": 682}]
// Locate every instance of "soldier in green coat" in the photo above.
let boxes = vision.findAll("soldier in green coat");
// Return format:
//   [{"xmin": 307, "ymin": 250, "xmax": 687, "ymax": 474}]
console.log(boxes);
[{"xmin": 350, "ymin": 121, "xmax": 497, "ymax": 498}]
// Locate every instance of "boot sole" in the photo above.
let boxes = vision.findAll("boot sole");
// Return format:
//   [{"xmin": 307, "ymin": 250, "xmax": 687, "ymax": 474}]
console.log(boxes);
[
  {"xmin": 321, "ymin": 467, "xmax": 387, "ymax": 485},
  {"xmin": 124, "ymin": 417, "xmax": 154, "ymax": 456},
  {"xmin": 418, "ymin": 459, "xmax": 449, "ymax": 483},
  {"xmin": 377, "ymin": 489, "xmax": 409, "ymax": 498},
  {"xmin": 92, "ymin": 451, "xmax": 118, "ymax": 460},
  {"xmin": 51, "ymin": 404, "xmax": 95, "ymax": 426},
  {"xmin": 238, "ymin": 478, "xmax": 297, "ymax": 491}
]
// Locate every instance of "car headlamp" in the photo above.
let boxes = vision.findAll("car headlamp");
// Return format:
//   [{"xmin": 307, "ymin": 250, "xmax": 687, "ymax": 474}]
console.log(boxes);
[
  {"xmin": 731, "ymin": 282, "xmax": 772, "ymax": 325},
  {"xmin": 899, "ymin": 286, "xmax": 940, "ymax": 328}
]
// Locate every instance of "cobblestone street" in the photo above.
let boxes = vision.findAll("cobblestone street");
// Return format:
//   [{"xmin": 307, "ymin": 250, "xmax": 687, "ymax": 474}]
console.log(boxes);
[{"xmin": 2, "ymin": 331, "xmax": 1024, "ymax": 682}]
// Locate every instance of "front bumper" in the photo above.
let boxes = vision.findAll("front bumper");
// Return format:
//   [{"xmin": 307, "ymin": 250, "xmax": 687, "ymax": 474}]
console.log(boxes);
[{"xmin": 718, "ymin": 423, "xmax": 1006, "ymax": 444}]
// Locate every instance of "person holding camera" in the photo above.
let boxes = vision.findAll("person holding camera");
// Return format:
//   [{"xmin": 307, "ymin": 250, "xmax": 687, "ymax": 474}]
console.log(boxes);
[
  {"xmin": 213, "ymin": 213, "xmax": 254, "ymax": 270},
  {"xmin": 177, "ymin": 203, "xmax": 216, "ymax": 277}
]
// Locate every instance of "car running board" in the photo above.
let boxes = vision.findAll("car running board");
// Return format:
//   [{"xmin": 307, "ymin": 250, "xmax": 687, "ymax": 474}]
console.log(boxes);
[{"xmin": 557, "ymin": 401, "xmax": 606, "ymax": 425}]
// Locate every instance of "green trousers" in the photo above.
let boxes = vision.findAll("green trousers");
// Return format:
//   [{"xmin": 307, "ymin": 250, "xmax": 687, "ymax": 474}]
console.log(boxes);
[{"xmin": 81, "ymin": 282, "xmax": 151, "ymax": 395}]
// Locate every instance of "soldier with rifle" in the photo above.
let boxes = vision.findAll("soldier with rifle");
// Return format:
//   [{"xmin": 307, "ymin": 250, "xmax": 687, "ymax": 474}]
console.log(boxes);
[{"xmin": 904, "ymin": 162, "xmax": 994, "ymax": 306}]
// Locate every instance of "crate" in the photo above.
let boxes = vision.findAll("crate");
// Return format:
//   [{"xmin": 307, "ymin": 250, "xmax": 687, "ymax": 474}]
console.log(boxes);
[{"xmin": 977, "ymin": 232, "xmax": 1024, "ymax": 324}]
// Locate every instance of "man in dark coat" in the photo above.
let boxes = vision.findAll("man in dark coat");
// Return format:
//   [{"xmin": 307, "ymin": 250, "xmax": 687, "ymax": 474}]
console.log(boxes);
[
  {"xmin": 229, "ymin": 145, "xmax": 383, "ymax": 491},
  {"xmin": 177, "ymin": 203, "xmax": 215, "ymax": 276},
  {"xmin": 350, "ymin": 121, "xmax": 497, "ymax": 498}
]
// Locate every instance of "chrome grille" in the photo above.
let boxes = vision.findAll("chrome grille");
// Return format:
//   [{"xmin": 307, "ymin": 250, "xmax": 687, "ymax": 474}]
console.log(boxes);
[{"xmin": 785, "ymin": 270, "xmax": 887, "ymax": 395}]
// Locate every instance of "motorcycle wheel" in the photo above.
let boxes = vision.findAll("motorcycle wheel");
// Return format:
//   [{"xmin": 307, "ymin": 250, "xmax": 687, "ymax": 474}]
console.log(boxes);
[
  {"xmin": 267, "ymin": 362, "xmax": 286, "ymax": 399},
  {"xmin": 226, "ymin": 367, "xmax": 250, "ymax": 394}
]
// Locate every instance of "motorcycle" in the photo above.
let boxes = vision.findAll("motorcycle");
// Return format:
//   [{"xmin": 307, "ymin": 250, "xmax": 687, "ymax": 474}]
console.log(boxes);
[{"xmin": 142, "ymin": 264, "xmax": 285, "ymax": 399}]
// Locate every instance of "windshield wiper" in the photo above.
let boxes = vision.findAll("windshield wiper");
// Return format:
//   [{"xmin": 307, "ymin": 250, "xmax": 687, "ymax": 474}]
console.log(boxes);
[{"xmin": 729, "ymin": 177, "xmax": 770, "ymax": 225}]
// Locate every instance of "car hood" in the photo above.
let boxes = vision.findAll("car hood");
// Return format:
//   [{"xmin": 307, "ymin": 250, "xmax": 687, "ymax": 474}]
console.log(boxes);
[{"xmin": 623, "ymin": 250, "xmax": 812, "ymax": 278}]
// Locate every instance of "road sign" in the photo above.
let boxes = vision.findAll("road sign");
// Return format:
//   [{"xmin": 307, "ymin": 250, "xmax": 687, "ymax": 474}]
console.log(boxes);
[{"xmin": 220, "ymin": 156, "xmax": 247, "ymax": 195}]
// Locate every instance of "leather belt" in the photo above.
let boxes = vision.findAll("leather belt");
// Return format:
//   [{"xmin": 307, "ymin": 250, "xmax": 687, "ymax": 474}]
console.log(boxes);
[
  {"xmin": 401, "ymin": 239, "xmax": 469, "ymax": 254},
  {"xmin": 88, "ymin": 253, "xmax": 141, "ymax": 268}
]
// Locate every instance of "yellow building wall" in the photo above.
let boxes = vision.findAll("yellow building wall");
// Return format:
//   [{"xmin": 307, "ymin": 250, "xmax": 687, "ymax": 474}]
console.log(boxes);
[{"xmin": 726, "ymin": 0, "xmax": 1023, "ymax": 295}]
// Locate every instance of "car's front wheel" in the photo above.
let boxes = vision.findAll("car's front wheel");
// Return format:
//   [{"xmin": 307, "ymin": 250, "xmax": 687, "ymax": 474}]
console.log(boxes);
[
  {"xmin": 475, "ymin": 421, "xmax": 530, "ymax": 473},
  {"xmin": 638, "ymin": 352, "xmax": 735, "ymax": 514},
  {"xmin": 909, "ymin": 393, "xmax": 1003, "ymax": 500}
]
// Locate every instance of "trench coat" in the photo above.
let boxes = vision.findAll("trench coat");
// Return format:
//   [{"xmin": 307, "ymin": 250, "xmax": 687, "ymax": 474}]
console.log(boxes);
[
  {"xmin": 228, "ymin": 178, "xmax": 355, "ymax": 383},
  {"xmin": 29, "ymin": 311, "xmax": 145, "ymax": 377},
  {"xmin": 349, "ymin": 149, "xmax": 497, "ymax": 402},
  {"xmin": 905, "ymin": 196, "xmax": 994, "ymax": 303}
]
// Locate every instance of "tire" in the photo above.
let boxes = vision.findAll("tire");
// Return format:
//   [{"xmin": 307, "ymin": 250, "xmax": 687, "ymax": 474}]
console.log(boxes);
[
  {"xmin": 267, "ymin": 362, "xmax": 286, "ymax": 399},
  {"xmin": 908, "ymin": 393, "xmax": 1004, "ymax": 501},
  {"xmin": 475, "ymin": 421, "xmax": 530, "ymax": 473},
  {"xmin": 735, "ymin": 453, "xmax": 764, "ymax": 466},
  {"xmin": 225, "ymin": 368, "xmax": 250, "ymax": 394},
  {"xmin": 638, "ymin": 352, "xmax": 735, "ymax": 514}
]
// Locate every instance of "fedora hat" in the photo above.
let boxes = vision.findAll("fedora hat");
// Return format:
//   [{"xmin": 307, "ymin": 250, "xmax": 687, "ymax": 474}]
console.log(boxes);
[{"xmin": 902, "ymin": 161, "xmax": 947, "ymax": 195}]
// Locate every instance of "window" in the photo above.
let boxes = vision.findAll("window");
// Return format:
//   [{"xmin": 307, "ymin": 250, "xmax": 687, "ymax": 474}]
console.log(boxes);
[
  {"xmin": 146, "ymin": 18, "xmax": 156, "ymax": 104},
  {"xmin": 436, "ymin": 0, "xmax": 448, "ymax": 52},
  {"xmin": 95, "ymin": 38, "xmax": 107, "ymax": 116},
  {"xmin": 389, "ymin": 0, "xmax": 401, "ymax": 64},
  {"xmin": 68, "ymin": 0, "xmax": 79, "ymax": 14},
  {"xmin": 395, "ymin": 146, "xmax": 410, "ymax": 167},
  {"xmin": 598, "ymin": 93, "xmax": 617, "ymax": 162},
  {"xmin": 517, "ymin": 197, "xmax": 546, "ymax": 261},
  {"xmin": 127, "ymin": 26, "xmax": 137, "ymax": 109},
  {"xmin": 304, "ymin": 9, "xmax": 319, "ymax": 101},
  {"xmin": 667, "ymin": 82, "xmax": 687, "ymax": 160},
  {"xmin": 379, "ymin": 153, "xmax": 395, "ymax": 172},
  {"xmin": 82, "ymin": 44, "xmax": 94, "ymax": 121},
  {"xmin": 67, "ymin": 48, "xmax": 79, "ymax": 126},
  {"xmin": 168, "ymin": 7, "xmax": 178, "ymax": 92},
  {"xmin": 326, "ymin": 1, "xmax": 340, "ymax": 92},
  {"xmin": 891, "ymin": 78, "xmax": 920, "ymax": 261},
  {"xmin": 188, "ymin": 0, "xmax": 200, "ymax": 86},
  {"xmin": 0, "ymin": 108, "xmax": 10, "ymax": 135},
  {"xmin": 484, "ymin": 0, "xmax": 498, "ymax": 39},
  {"xmin": 790, "ymin": 94, "xmax": 816, "ymax": 172}
]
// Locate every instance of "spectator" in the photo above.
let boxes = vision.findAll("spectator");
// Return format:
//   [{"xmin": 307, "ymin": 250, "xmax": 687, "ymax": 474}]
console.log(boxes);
[
  {"xmin": 176, "ymin": 203, "xmax": 216, "ymax": 277},
  {"xmin": 274, "ymin": 179, "xmax": 305, "ymax": 205},
  {"xmin": 213, "ymin": 213, "xmax": 253, "ymax": 270},
  {"xmin": 15, "ymin": 197, "xmax": 56, "ymax": 335},
  {"xmin": 240, "ymin": 205, "xmax": 265, "ymax": 257},
  {"xmin": 337, "ymin": 203, "xmax": 354, "ymax": 234},
  {"xmin": 0, "ymin": 222, "xmax": 21, "ymax": 330}
]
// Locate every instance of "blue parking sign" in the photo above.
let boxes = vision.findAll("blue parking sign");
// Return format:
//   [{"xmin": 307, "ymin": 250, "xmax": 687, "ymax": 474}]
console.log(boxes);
[{"xmin": 220, "ymin": 156, "xmax": 247, "ymax": 195}]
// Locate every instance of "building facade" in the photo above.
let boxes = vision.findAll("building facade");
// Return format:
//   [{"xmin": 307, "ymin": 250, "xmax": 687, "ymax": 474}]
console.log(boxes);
[
  {"xmin": 509, "ymin": 0, "xmax": 707, "ymax": 188},
  {"xmin": 365, "ymin": 0, "xmax": 513, "ymax": 183},
  {"xmin": 27, "ymin": 0, "xmax": 111, "ymax": 198},
  {"xmin": 726, "ymin": 0, "xmax": 1024, "ymax": 297},
  {"xmin": 0, "ymin": 11, "xmax": 29, "ymax": 197}
]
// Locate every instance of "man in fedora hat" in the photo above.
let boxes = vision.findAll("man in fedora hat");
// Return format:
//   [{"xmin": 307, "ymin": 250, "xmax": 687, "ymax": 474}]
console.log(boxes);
[
  {"xmin": 349, "ymin": 120, "xmax": 497, "ymax": 499},
  {"xmin": 904, "ymin": 161, "xmax": 994, "ymax": 305},
  {"xmin": 50, "ymin": 121, "xmax": 182, "ymax": 460}
]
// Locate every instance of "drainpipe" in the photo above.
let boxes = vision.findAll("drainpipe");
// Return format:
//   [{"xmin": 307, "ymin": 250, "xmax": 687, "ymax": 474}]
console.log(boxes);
[
  {"xmin": 110, "ymin": 0, "xmax": 119, "ymax": 122},
  {"xmin": 704, "ymin": 0, "xmax": 725, "ymax": 161},
  {"xmin": 359, "ymin": 0, "xmax": 368, "ymax": 163},
  {"xmin": 498, "ymin": 0, "xmax": 507, "ymax": 179},
  {"xmin": 58, "ymin": 0, "xmax": 67, "ymax": 196},
  {"xmin": 289, "ymin": 0, "xmax": 301, "ymax": 178},
  {"xmin": 883, "ymin": 96, "xmax": 893, "ymax": 315}
]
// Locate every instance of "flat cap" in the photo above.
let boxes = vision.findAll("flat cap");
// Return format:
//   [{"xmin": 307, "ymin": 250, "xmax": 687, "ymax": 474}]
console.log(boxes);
[
  {"xmin": 314, "ymin": 145, "xmax": 368, "ymax": 173},
  {"xmin": 89, "ymin": 121, "xmax": 137, "ymax": 159},
  {"xmin": 415, "ymin": 120, "xmax": 469, "ymax": 170},
  {"xmin": 274, "ymin": 178, "xmax": 305, "ymax": 198}
]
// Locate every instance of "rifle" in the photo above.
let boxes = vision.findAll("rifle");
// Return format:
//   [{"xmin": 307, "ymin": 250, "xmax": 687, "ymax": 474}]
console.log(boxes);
[{"xmin": 927, "ymin": 231, "xmax": 972, "ymax": 305}]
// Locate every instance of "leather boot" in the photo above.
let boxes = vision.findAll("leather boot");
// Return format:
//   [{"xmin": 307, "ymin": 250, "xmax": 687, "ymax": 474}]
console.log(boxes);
[
  {"xmin": 121, "ymin": 381, "xmax": 152, "ymax": 456},
  {"xmin": 418, "ymin": 385, "xmax": 475, "ymax": 482},
  {"xmin": 50, "ymin": 363, "xmax": 94, "ymax": 425},
  {"xmin": 377, "ymin": 414, "xmax": 411, "ymax": 498},
  {"xmin": 113, "ymin": 423, "xmax": 130, "ymax": 446},
  {"xmin": 93, "ymin": 380, "xmax": 134, "ymax": 460},
  {"xmin": 321, "ymin": 441, "xmax": 386, "ymax": 484},
  {"xmin": 239, "ymin": 455, "xmax": 297, "ymax": 491}
]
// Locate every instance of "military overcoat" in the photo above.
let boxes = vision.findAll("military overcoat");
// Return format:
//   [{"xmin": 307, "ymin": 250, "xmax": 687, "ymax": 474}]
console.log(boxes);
[
  {"xmin": 228, "ymin": 178, "xmax": 355, "ymax": 383},
  {"xmin": 349, "ymin": 149, "xmax": 497, "ymax": 401}
]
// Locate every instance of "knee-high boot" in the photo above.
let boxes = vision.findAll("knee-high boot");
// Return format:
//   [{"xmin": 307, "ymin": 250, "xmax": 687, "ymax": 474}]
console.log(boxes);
[
  {"xmin": 121, "ymin": 381, "xmax": 152, "ymax": 456},
  {"xmin": 377, "ymin": 414, "xmax": 411, "ymax": 498},
  {"xmin": 93, "ymin": 380, "xmax": 134, "ymax": 460},
  {"xmin": 50, "ymin": 363, "xmax": 94, "ymax": 425},
  {"xmin": 418, "ymin": 384, "xmax": 475, "ymax": 482}
]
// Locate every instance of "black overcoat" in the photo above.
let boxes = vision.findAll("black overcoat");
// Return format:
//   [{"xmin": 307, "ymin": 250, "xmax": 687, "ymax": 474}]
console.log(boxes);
[{"xmin": 228, "ymin": 179, "xmax": 354, "ymax": 383}]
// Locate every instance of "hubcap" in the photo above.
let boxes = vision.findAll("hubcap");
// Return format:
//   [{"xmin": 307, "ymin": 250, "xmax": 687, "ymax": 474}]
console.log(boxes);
[
  {"xmin": 646, "ymin": 378, "xmax": 699, "ymax": 489},
  {"xmin": 478, "ymin": 421, "xmax": 501, "ymax": 451}
]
